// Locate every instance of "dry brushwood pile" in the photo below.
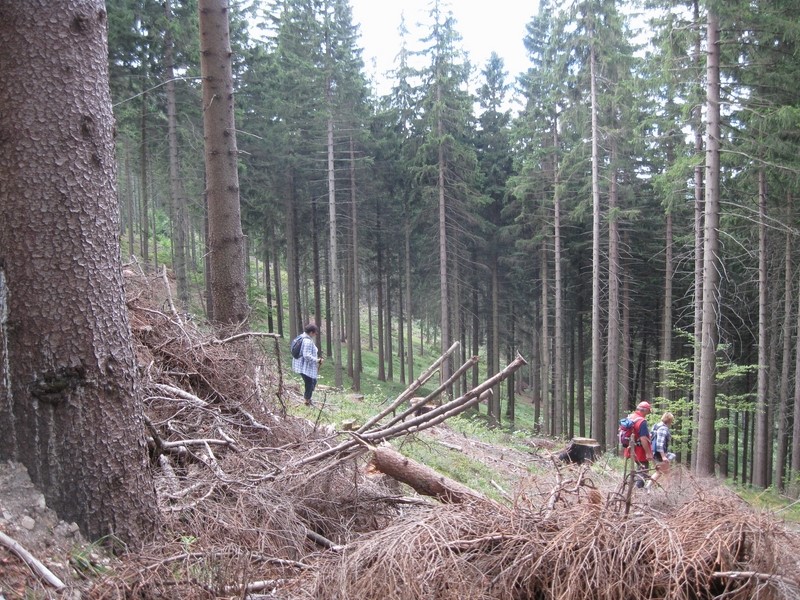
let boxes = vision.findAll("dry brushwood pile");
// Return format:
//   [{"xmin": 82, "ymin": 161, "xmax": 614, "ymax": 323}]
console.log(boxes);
[{"xmin": 4, "ymin": 268, "xmax": 800, "ymax": 600}]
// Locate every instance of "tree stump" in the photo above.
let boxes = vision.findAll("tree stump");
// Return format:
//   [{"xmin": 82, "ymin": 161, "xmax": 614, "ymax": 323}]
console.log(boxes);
[{"xmin": 558, "ymin": 438, "xmax": 600, "ymax": 464}]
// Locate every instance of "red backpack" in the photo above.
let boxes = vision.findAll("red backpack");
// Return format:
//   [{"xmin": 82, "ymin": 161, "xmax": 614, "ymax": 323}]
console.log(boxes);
[{"xmin": 618, "ymin": 415, "xmax": 644, "ymax": 448}]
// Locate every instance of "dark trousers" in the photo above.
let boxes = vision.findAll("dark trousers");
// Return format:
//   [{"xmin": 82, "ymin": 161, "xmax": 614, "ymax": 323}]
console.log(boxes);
[{"xmin": 301, "ymin": 374, "xmax": 317, "ymax": 402}]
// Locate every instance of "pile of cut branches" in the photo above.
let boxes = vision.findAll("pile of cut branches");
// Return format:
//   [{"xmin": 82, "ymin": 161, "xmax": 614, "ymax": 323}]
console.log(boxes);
[
  {"xmin": 301, "ymin": 483, "xmax": 798, "ymax": 600},
  {"xmin": 86, "ymin": 268, "xmax": 799, "ymax": 600}
]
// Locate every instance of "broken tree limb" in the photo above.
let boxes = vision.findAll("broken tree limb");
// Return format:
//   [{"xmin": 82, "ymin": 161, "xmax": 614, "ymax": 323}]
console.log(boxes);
[
  {"xmin": 370, "ymin": 446, "xmax": 492, "ymax": 505},
  {"xmin": 380, "ymin": 355, "xmax": 481, "ymax": 429},
  {"xmin": 357, "ymin": 341, "xmax": 461, "ymax": 433},
  {"xmin": 290, "ymin": 354, "xmax": 526, "ymax": 469},
  {"xmin": 0, "ymin": 531, "xmax": 65, "ymax": 590},
  {"xmin": 368, "ymin": 354, "xmax": 526, "ymax": 440}
]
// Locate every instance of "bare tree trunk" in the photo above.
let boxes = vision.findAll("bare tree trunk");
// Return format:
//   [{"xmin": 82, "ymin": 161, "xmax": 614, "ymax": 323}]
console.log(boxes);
[
  {"xmin": 696, "ymin": 11, "xmax": 721, "ymax": 477},
  {"xmin": 326, "ymin": 115, "xmax": 343, "ymax": 386},
  {"xmin": 286, "ymin": 170, "xmax": 299, "ymax": 336},
  {"xmin": 540, "ymin": 241, "xmax": 551, "ymax": 434},
  {"xmin": 660, "ymin": 211, "xmax": 673, "ymax": 402},
  {"xmin": 589, "ymin": 43, "xmax": 605, "ymax": 447},
  {"xmin": 377, "ymin": 203, "xmax": 386, "ymax": 381},
  {"xmin": 385, "ymin": 269, "xmax": 393, "ymax": 381},
  {"xmin": 0, "ymin": 0, "xmax": 158, "ymax": 543},
  {"xmin": 312, "ymin": 197, "xmax": 323, "ymax": 346},
  {"xmin": 553, "ymin": 125, "xmax": 564, "ymax": 437},
  {"xmin": 437, "ymin": 82, "xmax": 450, "ymax": 384},
  {"xmin": 349, "ymin": 137, "xmax": 361, "ymax": 390},
  {"xmin": 272, "ymin": 224, "xmax": 284, "ymax": 337},
  {"xmin": 199, "ymin": 0, "xmax": 248, "ymax": 327},
  {"xmin": 753, "ymin": 169, "xmax": 769, "ymax": 487},
  {"xmin": 775, "ymin": 201, "xmax": 792, "ymax": 490},
  {"xmin": 621, "ymin": 240, "xmax": 631, "ymax": 415},
  {"xmin": 490, "ymin": 254, "xmax": 501, "ymax": 426},
  {"xmin": 690, "ymin": 0, "xmax": 704, "ymax": 471},
  {"xmin": 606, "ymin": 157, "xmax": 620, "ymax": 447},
  {"xmin": 790, "ymin": 206, "xmax": 800, "ymax": 494},
  {"xmin": 164, "ymin": 1, "xmax": 189, "ymax": 312},
  {"xmin": 140, "ymin": 90, "xmax": 150, "ymax": 265},
  {"xmin": 405, "ymin": 220, "xmax": 414, "ymax": 382}
]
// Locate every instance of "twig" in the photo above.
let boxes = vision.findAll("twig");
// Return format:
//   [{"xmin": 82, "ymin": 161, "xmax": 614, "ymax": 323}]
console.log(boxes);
[
  {"xmin": 161, "ymin": 264, "xmax": 183, "ymax": 328},
  {"xmin": 150, "ymin": 383, "xmax": 209, "ymax": 406},
  {"xmin": 305, "ymin": 528, "xmax": 344, "ymax": 551},
  {"xmin": 200, "ymin": 331, "xmax": 281, "ymax": 348},
  {"xmin": 0, "ymin": 531, "xmax": 66, "ymax": 590}
]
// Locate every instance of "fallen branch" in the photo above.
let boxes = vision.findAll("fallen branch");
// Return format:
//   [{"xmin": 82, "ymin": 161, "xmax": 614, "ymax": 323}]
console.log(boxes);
[
  {"xmin": 357, "ymin": 341, "xmax": 461, "ymax": 433},
  {"xmin": 371, "ymin": 445, "xmax": 494, "ymax": 505},
  {"xmin": 0, "ymin": 531, "xmax": 65, "ymax": 590},
  {"xmin": 290, "ymin": 354, "xmax": 526, "ymax": 469}
]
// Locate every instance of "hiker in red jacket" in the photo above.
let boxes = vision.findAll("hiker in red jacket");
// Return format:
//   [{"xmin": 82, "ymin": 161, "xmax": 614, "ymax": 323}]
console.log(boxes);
[{"xmin": 623, "ymin": 401, "xmax": 655, "ymax": 488}]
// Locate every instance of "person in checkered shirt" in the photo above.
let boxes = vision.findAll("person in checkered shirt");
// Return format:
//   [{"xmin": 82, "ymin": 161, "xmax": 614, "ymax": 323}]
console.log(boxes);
[{"xmin": 292, "ymin": 323, "xmax": 322, "ymax": 405}]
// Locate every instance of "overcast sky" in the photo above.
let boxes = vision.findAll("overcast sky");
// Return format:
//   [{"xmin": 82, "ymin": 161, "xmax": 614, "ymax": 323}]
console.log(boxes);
[{"xmin": 349, "ymin": 0, "xmax": 538, "ymax": 96}]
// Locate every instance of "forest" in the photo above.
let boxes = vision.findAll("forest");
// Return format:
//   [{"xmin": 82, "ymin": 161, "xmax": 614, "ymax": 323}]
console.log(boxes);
[{"xmin": 103, "ymin": 0, "xmax": 800, "ymax": 491}]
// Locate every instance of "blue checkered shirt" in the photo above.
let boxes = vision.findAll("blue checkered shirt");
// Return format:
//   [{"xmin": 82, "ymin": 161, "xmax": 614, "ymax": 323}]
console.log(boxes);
[
  {"xmin": 651, "ymin": 422, "xmax": 671, "ymax": 456},
  {"xmin": 292, "ymin": 334, "xmax": 319, "ymax": 379}
]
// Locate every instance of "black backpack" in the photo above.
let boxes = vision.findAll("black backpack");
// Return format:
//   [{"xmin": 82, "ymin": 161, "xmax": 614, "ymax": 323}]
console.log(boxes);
[{"xmin": 290, "ymin": 335, "xmax": 304, "ymax": 359}]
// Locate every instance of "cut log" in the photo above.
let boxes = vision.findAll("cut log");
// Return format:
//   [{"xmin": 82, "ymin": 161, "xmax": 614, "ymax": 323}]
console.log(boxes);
[
  {"xmin": 558, "ymin": 438, "xmax": 600, "ymax": 464},
  {"xmin": 370, "ymin": 446, "xmax": 489, "ymax": 504}
]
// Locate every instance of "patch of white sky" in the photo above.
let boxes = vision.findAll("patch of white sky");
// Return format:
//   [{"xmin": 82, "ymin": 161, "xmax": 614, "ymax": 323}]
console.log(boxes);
[{"xmin": 349, "ymin": 0, "xmax": 539, "ymax": 110}]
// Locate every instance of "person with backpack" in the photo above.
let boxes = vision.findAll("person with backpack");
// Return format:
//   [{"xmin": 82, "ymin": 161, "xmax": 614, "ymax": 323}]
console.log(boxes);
[
  {"xmin": 621, "ymin": 401, "xmax": 655, "ymax": 488},
  {"xmin": 646, "ymin": 411, "xmax": 675, "ymax": 490},
  {"xmin": 291, "ymin": 323, "xmax": 322, "ymax": 406}
]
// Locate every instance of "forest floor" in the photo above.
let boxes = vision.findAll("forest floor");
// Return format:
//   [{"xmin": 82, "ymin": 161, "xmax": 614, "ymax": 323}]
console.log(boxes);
[{"xmin": 2, "ymin": 269, "xmax": 800, "ymax": 600}]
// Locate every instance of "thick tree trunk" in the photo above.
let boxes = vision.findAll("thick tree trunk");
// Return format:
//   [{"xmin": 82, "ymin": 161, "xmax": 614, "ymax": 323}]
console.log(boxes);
[
  {"xmin": 0, "ymin": 0, "xmax": 157, "ymax": 544},
  {"xmin": 199, "ymin": 0, "xmax": 248, "ymax": 327}
]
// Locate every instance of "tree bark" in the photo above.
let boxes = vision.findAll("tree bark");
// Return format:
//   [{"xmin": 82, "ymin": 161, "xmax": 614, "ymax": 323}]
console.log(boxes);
[
  {"xmin": 349, "ymin": 137, "xmax": 362, "ymax": 390},
  {"xmin": 775, "ymin": 201, "xmax": 792, "ymax": 490},
  {"xmin": 696, "ymin": 11, "xmax": 721, "ymax": 477},
  {"xmin": 553, "ymin": 124, "xmax": 564, "ymax": 437},
  {"xmin": 371, "ymin": 446, "xmax": 488, "ymax": 504},
  {"xmin": 326, "ymin": 113, "xmax": 343, "ymax": 386},
  {"xmin": 199, "ymin": 0, "xmax": 248, "ymax": 327},
  {"xmin": 164, "ymin": 0, "xmax": 189, "ymax": 313},
  {"xmin": 589, "ymin": 42, "xmax": 605, "ymax": 447},
  {"xmin": 0, "ymin": 0, "xmax": 157, "ymax": 543},
  {"xmin": 753, "ymin": 169, "xmax": 769, "ymax": 488},
  {"xmin": 606, "ymin": 154, "xmax": 620, "ymax": 447}
]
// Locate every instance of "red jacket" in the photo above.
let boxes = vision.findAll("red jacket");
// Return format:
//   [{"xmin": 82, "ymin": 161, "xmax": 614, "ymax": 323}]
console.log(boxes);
[{"xmin": 622, "ymin": 411, "xmax": 651, "ymax": 462}]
